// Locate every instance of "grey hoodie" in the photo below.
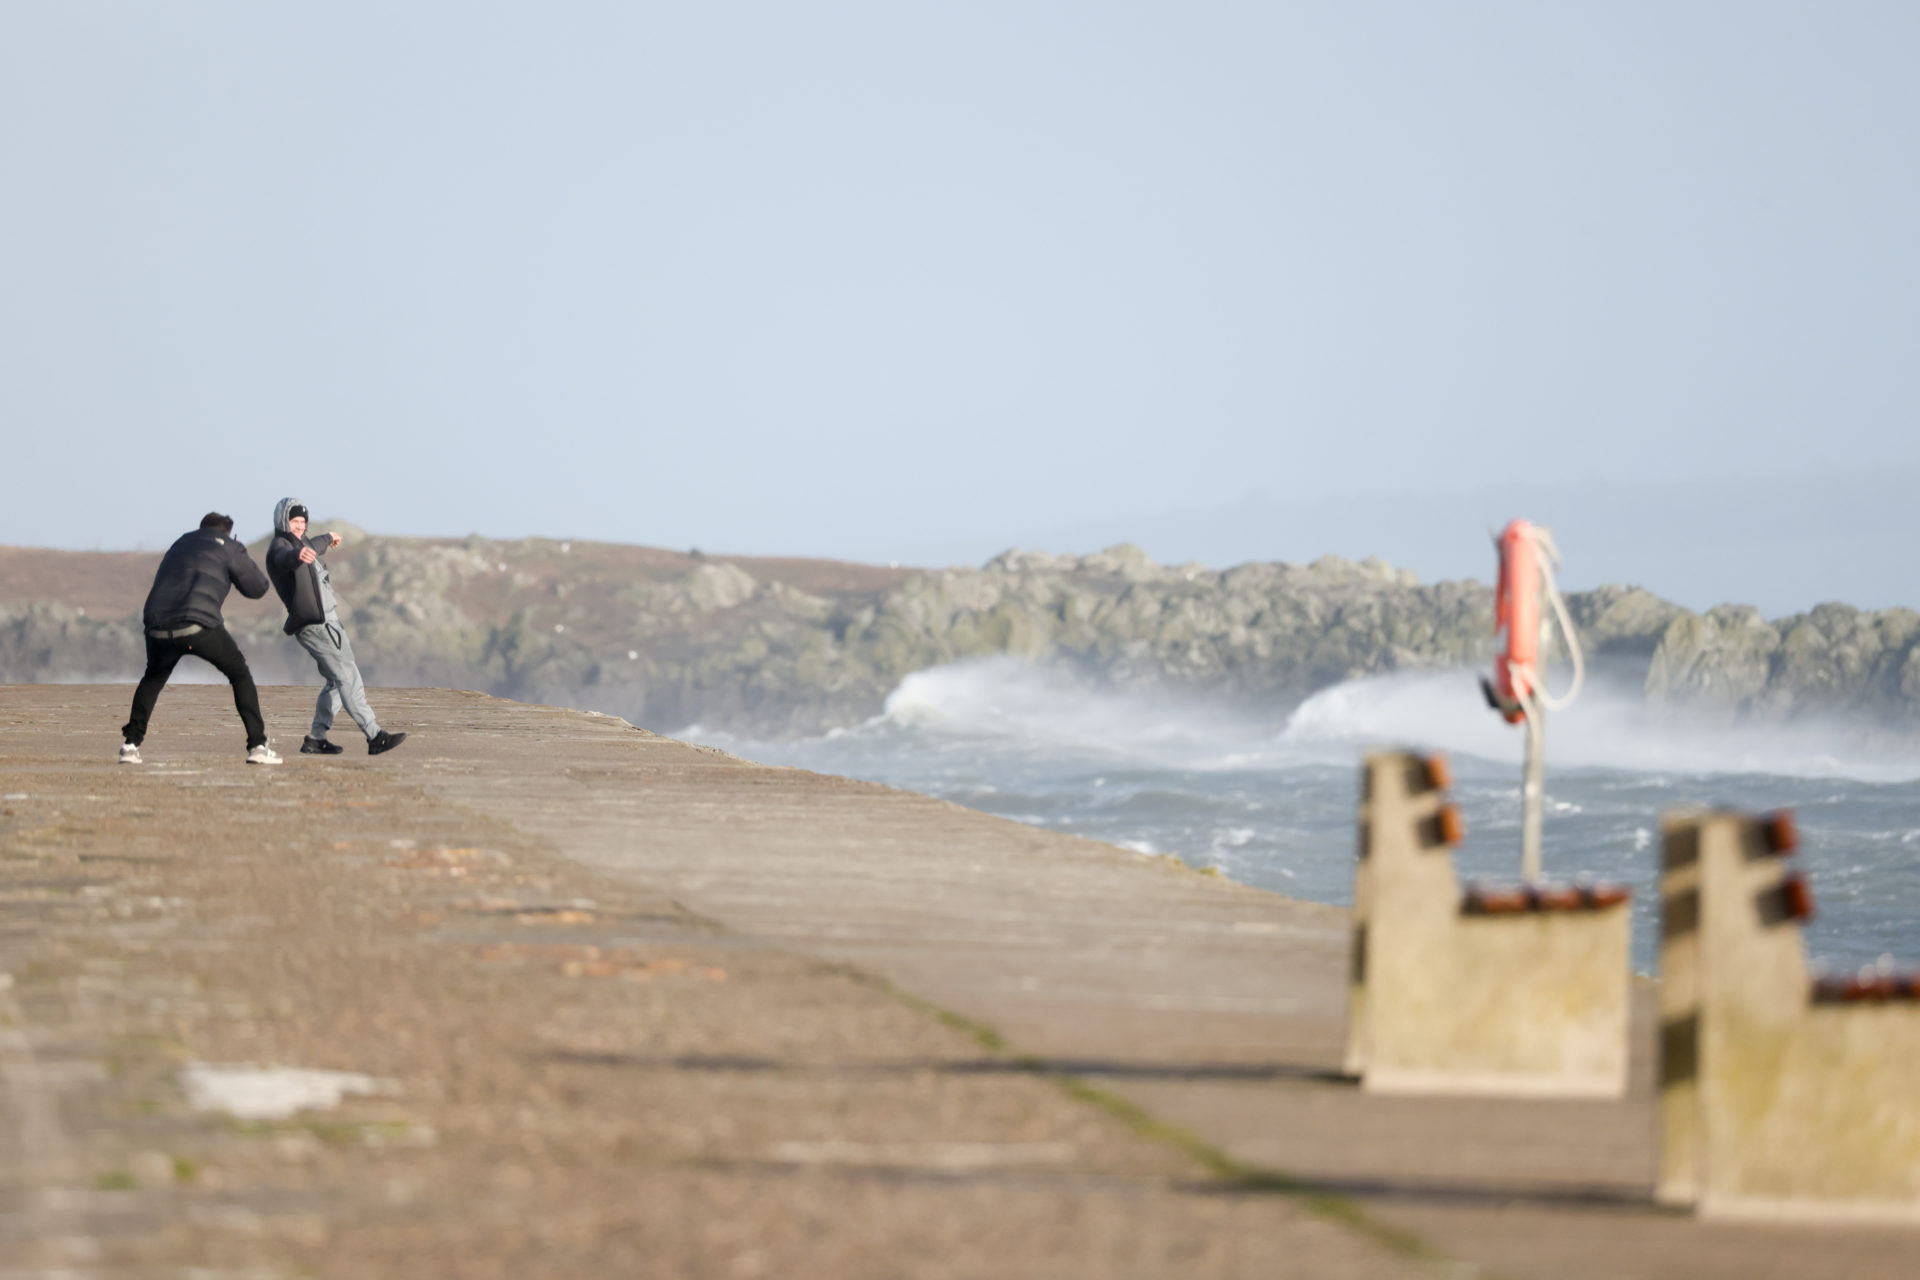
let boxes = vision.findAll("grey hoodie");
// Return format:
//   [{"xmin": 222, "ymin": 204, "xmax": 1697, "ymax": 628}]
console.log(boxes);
[{"xmin": 265, "ymin": 496, "xmax": 339, "ymax": 632}]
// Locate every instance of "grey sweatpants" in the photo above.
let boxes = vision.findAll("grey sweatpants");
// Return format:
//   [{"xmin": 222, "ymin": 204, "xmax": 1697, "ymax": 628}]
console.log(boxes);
[{"xmin": 294, "ymin": 621, "xmax": 381, "ymax": 741}]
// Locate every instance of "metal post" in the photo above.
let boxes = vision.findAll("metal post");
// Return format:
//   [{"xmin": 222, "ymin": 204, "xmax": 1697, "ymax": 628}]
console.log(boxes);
[{"xmin": 1521, "ymin": 702, "xmax": 1545, "ymax": 882}]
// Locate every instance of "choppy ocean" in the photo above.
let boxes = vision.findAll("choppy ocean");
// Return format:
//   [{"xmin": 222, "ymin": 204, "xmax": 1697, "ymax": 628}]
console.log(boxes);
[{"xmin": 686, "ymin": 658, "xmax": 1920, "ymax": 974}]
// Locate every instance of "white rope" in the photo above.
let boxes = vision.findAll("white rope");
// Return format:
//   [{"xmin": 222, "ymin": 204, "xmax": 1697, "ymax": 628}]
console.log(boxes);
[{"xmin": 1527, "ymin": 525, "xmax": 1584, "ymax": 712}]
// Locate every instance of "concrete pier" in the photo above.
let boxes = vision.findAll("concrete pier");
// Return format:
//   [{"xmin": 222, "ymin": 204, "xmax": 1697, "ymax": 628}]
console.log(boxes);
[{"xmin": 3, "ymin": 686, "xmax": 1917, "ymax": 1277}]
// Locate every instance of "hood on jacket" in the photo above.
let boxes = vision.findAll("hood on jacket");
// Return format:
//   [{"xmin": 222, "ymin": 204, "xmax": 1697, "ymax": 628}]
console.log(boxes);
[{"xmin": 273, "ymin": 496, "xmax": 305, "ymax": 536}]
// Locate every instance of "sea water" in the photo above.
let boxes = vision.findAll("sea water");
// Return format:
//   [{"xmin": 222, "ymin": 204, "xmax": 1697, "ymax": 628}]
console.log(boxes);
[{"xmin": 685, "ymin": 658, "xmax": 1920, "ymax": 973}]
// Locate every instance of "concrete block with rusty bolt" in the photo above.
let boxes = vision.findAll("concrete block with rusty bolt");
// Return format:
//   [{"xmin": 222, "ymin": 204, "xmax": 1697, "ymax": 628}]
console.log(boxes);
[
  {"xmin": 1345, "ymin": 750, "xmax": 1631, "ymax": 1097},
  {"xmin": 1658, "ymin": 808, "xmax": 1920, "ymax": 1221}
]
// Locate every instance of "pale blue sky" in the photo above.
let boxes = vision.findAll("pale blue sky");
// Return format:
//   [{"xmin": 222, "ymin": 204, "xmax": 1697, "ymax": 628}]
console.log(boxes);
[{"xmin": 3, "ymin": 3, "xmax": 1917, "ymax": 613}]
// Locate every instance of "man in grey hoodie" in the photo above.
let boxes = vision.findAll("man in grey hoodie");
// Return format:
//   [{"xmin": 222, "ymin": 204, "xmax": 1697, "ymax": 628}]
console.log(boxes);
[{"xmin": 265, "ymin": 498, "xmax": 405, "ymax": 756}]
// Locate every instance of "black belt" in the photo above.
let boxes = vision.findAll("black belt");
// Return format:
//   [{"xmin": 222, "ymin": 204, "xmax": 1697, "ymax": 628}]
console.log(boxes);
[{"xmin": 147, "ymin": 623, "xmax": 206, "ymax": 640}]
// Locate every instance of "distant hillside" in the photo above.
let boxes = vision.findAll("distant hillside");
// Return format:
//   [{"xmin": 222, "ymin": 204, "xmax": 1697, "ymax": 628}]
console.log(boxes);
[{"xmin": 3, "ymin": 533, "xmax": 1917, "ymax": 737}]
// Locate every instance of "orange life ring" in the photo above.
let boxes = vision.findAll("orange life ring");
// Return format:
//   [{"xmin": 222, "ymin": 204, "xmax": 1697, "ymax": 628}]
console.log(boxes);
[{"xmin": 1492, "ymin": 518, "xmax": 1539, "ymax": 723}]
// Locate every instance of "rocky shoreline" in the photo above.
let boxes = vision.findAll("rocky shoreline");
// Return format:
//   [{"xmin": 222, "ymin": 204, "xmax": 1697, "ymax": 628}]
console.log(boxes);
[{"xmin": 4, "ymin": 534, "xmax": 1917, "ymax": 737}]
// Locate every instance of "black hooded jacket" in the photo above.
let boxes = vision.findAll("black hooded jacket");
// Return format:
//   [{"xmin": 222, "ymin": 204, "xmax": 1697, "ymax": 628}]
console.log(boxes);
[
  {"xmin": 266, "ymin": 530, "xmax": 332, "ymax": 633},
  {"xmin": 265, "ymin": 496, "xmax": 338, "ymax": 634},
  {"xmin": 141, "ymin": 527, "xmax": 270, "ymax": 631}
]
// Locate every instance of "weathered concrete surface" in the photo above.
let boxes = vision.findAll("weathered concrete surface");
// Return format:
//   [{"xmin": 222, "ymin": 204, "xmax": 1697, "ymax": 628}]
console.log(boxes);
[
  {"xmin": 0, "ymin": 685, "xmax": 1426, "ymax": 1278},
  {"xmin": 4, "ymin": 686, "xmax": 1917, "ymax": 1277}
]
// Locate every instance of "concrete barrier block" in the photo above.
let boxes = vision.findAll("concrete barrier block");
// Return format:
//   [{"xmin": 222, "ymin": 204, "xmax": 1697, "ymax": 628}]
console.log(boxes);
[
  {"xmin": 1345, "ymin": 751, "xmax": 1631, "ymax": 1097},
  {"xmin": 1658, "ymin": 810, "xmax": 1920, "ymax": 1222}
]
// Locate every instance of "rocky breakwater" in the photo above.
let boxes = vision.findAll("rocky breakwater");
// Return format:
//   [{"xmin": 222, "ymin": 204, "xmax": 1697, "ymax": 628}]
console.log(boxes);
[
  {"xmin": 1644, "ymin": 602, "xmax": 1920, "ymax": 726},
  {"xmin": 3, "ymin": 534, "xmax": 1917, "ymax": 737}
]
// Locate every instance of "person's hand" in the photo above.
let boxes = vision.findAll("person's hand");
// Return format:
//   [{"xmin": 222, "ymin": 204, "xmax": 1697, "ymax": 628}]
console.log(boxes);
[
  {"xmin": 299, "ymin": 546, "xmax": 317, "ymax": 565},
  {"xmin": 328, "ymin": 532, "xmax": 342, "ymax": 548}
]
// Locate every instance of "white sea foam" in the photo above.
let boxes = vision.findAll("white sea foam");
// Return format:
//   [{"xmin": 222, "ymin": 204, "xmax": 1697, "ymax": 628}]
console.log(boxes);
[
  {"xmin": 877, "ymin": 658, "xmax": 1280, "ymax": 770},
  {"xmin": 885, "ymin": 661, "xmax": 1230, "ymax": 750},
  {"xmin": 861, "ymin": 657, "xmax": 1920, "ymax": 782},
  {"xmin": 1278, "ymin": 669, "xmax": 1920, "ymax": 782}
]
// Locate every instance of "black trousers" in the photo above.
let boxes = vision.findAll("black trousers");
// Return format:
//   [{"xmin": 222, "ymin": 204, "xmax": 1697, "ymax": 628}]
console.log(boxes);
[{"xmin": 122, "ymin": 625, "xmax": 266, "ymax": 749}]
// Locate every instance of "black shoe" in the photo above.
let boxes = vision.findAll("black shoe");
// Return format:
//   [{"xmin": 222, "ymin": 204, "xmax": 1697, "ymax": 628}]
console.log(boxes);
[
  {"xmin": 301, "ymin": 736, "xmax": 344, "ymax": 755},
  {"xmin": 368, "ymin": 730, "xmax": 407, "ymax": 756}
]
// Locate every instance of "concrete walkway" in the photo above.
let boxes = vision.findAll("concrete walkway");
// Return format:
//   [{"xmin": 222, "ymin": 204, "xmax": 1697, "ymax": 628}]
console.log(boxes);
[{"xmin": 3, "ymin": 686, "xmax": 1912, "ymax": 1277}]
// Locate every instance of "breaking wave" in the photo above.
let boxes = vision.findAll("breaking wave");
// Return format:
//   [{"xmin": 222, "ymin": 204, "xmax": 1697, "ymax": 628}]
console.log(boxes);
[
  {"xmin": 1281, "ymin": 670, "xmax": 1920, "ymax": 783},
  {"xmin": 867, "ymin": 657, "xmax": 1920, "ymax": 783},
  {"xmin": 875, "ymin": 659, "xmax": 1283, "ymax": 771}
]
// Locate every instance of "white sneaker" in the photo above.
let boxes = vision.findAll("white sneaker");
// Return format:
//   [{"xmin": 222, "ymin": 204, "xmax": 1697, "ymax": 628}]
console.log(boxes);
[
  {"xmin": 119, "ymin": 743, "xmax": 142, "ymax": 764},
  {"xmin": 246, "ymin": 744, "xmax": 283, "ymax": 766}
]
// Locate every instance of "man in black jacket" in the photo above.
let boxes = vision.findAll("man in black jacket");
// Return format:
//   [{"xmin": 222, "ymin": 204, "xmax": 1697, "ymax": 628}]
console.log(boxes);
[{"xmin": 120, "ymin": 512, "xmax": 279, "ymax": 765}]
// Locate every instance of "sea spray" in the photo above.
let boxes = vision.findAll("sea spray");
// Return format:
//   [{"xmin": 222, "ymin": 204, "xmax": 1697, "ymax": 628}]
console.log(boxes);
[
  {"xmin": 1280, "ymin": 667, "xmax": 1920, "ymax": 783},
  {"xmin": 879, "ymin": 658, "xmax": 1285, "ymax": 769}
]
